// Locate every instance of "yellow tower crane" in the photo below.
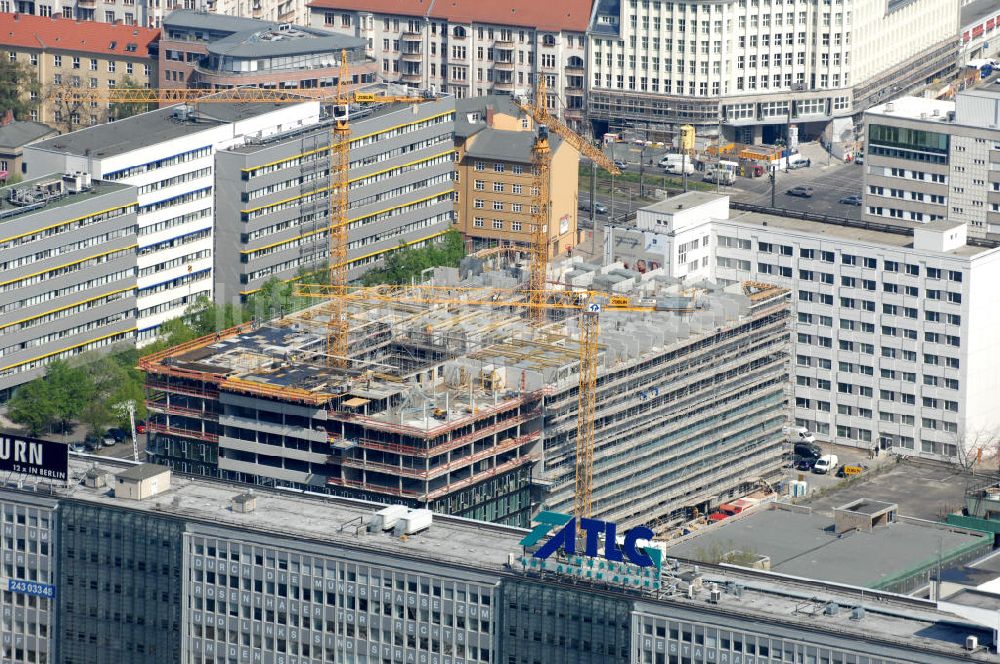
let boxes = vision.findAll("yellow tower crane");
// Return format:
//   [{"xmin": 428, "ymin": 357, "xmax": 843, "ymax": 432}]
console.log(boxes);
[
  {"xmin": 57, "ymin": 53, "xmax": 432, "ymax": 367},
  {"xmin": 513, "ymin": 78, "xmax": 622, "ymax": 322},
  {"xmin": 294, "ymin": 283, "xmax": 684, "ymax": 519}
]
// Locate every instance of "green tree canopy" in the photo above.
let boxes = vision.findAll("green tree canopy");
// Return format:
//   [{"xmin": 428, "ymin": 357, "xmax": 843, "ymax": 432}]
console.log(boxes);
[
  {"xmin": 7, "ymin": 379, "xmax": 58, "ymax": 436},
  {"xmin": 0, "ymin": 59, "xmax": 41, "ymax": 121},
  {"xmin": 360, "ymin": 230, "xmax": 465, "ymax": 286}
]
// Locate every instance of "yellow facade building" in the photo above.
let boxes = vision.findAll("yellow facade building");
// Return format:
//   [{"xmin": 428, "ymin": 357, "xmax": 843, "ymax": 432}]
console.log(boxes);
[{"xmin": 454, "ymin": 96, "xmax": 579, "ymax": 257}]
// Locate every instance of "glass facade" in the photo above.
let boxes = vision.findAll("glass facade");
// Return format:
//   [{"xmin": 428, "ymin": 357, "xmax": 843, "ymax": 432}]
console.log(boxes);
[
  {"xmin": 868, "ymin": 124, "xmax": 949, "ymax": 163},
  {"xmin": 57, "ymin": 503, "xmax": 183, "ymax": 664},
  {"xmin": 500, "ymin": 579, "xmax": 630, "ymax": 664}
]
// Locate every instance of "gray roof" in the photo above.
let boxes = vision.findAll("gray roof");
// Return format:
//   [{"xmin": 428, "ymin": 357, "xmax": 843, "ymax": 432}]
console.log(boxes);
[
  {"xmin": 455, "ymin": 94, "xmax": 525, "ymax": 138},
  {"xmin": 961, "ymin": 0, "xmax": 1000, "ymax": 27},
  {"xmin": 29, "ymin": 100, "xmax": 299, "ymax": 158},
  {"xmin": 205, "ymin": 26, "xmax": 363, "ymax": 59},
  {"xmin": 665, "ymin": 507, "xmax": 989, "ymax": 590},
  {"xmin": 163, "ymin": 9, "xmax": 279, "ymax": 35},
  {"xmin": 0, "ymin": 121, "xmax": 56, "ymax": 150},
  {"xmin": 643, "ymin": 190, "xmax": 719, "ymax": 214},
  {"xmin": 115, "ymin": 463, "xmax": 170, "ymax": 481},
  {"xmin": 463, "ymin": 126, "xmax": 564, "ymax": 163}
]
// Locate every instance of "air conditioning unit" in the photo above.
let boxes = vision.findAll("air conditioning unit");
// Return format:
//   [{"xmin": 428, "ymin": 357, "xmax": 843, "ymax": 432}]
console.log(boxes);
[{"xmin": 966, "ymin": 635, "xmax": 979, "ymax": 651}]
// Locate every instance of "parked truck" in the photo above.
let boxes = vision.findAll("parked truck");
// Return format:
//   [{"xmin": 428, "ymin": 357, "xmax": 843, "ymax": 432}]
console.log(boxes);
[{"xmin": 703, "ymin": 167, "xmax": 735, "ymax": 185}]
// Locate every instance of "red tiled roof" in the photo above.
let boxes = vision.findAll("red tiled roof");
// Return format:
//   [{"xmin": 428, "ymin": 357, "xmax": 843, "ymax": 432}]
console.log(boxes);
[
  {"xmin": 0, "ymin": 13, "xmax": 159, "ymax": 57},
  {"xmin": 306, "ymin": 0, "xmax": 593, "ymax": 32}
]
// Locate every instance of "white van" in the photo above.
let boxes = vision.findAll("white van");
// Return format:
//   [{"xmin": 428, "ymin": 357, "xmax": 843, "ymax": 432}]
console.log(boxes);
[
  {"xmin": 813, "ymin": 454, "xmax": 838, "ymax": 474},
  {"xmin": 658, "ymin": 153, "xmax": 685, "ymax": 167},
  {"xmin": 665, "ymin": 161, "xmax": 695, "ymax": 175},
  {"xmin": 782, "ymin": 426, "xmax": 816, "ymax": 445}
]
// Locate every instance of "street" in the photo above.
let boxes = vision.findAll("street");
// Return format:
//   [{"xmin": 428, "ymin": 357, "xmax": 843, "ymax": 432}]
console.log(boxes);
[
  {"xmin": 727, "ymin": 152, "xmax": 865, "ymax": 220},
  {"xmin": 578, "ymin": 141, "xmax": 865, "ymax": 226}
]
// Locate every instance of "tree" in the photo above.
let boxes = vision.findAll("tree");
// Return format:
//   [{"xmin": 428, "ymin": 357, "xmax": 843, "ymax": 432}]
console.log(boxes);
[
  {"xmin": 0, "ymin": 59, "xmax": 41, "ymax": 120},
  {"xmin": 44, "ymin": 360, "xmax": 93, "ymax": 431},
  {"xmin": 108, "ymin": 75, "xmax": 154, "ymax": 121},
  {"xmin": 950, "ymin": 427, "xmax": 1000, "ymax": 472},
  {"xmin": 360, "ymin": 230, "xmax": 465, "ymax": 286},
  {"xmin": 7, "ymin": 379, "xmax": 58, "ymax": 435},
  {"xmin": 46, "ymin": 80, "xmax": 88, "ymax": 133}
]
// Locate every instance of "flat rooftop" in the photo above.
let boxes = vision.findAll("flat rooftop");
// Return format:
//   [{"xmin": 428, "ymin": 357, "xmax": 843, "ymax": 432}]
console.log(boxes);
[
  {"xmin": 961, "ymin": 0, "xmax": 1000, "ymax": 27},
  {"xmin": 727, "ymin": 209, "xmax": 990, "ymax": 257},
  {"xmin": 29, "ymin": 99, "xmax": 306, "ymax": 159},
  {"xmin": 642, "ymin": 191, "xmax": 721, "ymax": 215},
  {"xmin": 2, "ymin": 455, "xmax": 991, "ymax": 660},
  {"xmin": 225, "ymin": 86, "xmax": 450, "ymax": 155},
  {"xmin": 0, "ymin": 175, "xmax": 131, "ymax": 225},
  {"xmin": 664, "ymin": 506, "xmax": 989, "ymax": 590},
  {"xmin": 866, "ymin": 96, "xmax": 956, "ymax": 122}
]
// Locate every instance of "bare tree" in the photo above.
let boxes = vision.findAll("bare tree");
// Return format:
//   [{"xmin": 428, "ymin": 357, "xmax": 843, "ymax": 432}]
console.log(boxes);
[
  {"xmin": 950, "ymin": 427, "xmax": 1000, "ymax": 473},
  {"xmin": 46, "ymin": 79, "xmax": 93, "ymax": 133}
]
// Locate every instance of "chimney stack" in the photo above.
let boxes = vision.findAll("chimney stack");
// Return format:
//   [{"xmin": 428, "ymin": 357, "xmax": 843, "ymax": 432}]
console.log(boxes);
[{"xmin": 486, "ymin": 105, "xmax": 495, "ymax": 127}]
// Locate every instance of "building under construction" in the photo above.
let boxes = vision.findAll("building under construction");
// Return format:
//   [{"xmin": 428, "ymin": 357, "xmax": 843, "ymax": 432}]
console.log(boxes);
[{"xmin": 142, "ymin": 259, "xmax": 791, "ymax": 528}]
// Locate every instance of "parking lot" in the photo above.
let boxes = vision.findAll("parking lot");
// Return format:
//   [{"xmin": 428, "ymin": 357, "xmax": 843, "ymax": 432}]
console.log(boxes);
[{"xmin": 800, "ymin": 454, "xmax": 975, "ymax": 522}]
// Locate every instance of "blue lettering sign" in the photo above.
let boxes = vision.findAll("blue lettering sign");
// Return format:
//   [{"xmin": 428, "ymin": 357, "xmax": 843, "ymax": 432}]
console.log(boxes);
[
  {"xmin": 519, "ymin": 511, "xmax": 662, "ymax": 569},
  {"xmin": 7, "ymin": 579, "xmax": 55, "ymax": 599}
]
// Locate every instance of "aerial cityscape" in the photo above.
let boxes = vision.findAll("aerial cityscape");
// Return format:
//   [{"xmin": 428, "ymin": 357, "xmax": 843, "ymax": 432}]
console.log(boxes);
[{"xmin": 2, "ymin": 0, "xmax": 1000, "ymax": 662}]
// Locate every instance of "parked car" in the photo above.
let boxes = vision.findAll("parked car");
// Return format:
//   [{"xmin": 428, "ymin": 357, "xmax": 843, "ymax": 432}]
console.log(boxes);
[
  {"xmin": 613, "ymin": 159, "xmax": 628, "ymax": 170},
  {"xmin": 786, "ymin": 185, "xmax": 814, "ymax": 198},
  {"xmin": 793, "ymin": 441, "xmax": 822, "ymax": 460},
  {"xmin": 83, "ymin": 434, "xmax": 101, "ymax": 452},
  {"xmin": 813, "ymin": 454, "xmax": 839, "ymax": 474},
  {"xmin": 839, "ymin": 194, "xmax": 863, "ymax": 206},
  {"xmin": 106, "ymin": 427, "xmax": 127, "ymax": 443},
  {"xmin": 796, "ymin": 457, "xmax": 818, "ymax": 472},
  {"xmin": 787, "ymin": 158, "xmax": 811, "ymax": 169},
  {"xmin": 68, "ymin": 441, "xmax": 86, "ymax": 453},
  {"xmin": 136, "ymin": 420, "xmax": 147, "ymax": 434},
  {"xmin": 102, "ymin": 435, "xmax": 116, "ymax": 448}
]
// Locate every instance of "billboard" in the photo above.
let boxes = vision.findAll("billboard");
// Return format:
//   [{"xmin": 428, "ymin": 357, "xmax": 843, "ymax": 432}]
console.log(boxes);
[{"xmin": 0, "ymin": 434, "xmax": 68, "ymax": 482}]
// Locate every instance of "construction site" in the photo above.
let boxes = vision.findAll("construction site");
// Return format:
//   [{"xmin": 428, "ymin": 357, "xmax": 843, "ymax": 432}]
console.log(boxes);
[{"xmin": 141, "ymin": 256, "xmax": 791, "ymax": 530}]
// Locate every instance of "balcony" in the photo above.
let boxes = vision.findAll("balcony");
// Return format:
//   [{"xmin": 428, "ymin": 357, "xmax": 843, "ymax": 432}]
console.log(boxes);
[
  {"xmin": 401, "ymin": 32, "xmax": 422, "ymax": 41},
  {"xmin": 494, "ymin": 60, "xmax": 515, "ymax": 71},
  {"xmin": 494, "ymin": 78, "xmax": 515, "ymax": 90},
  {"xmin": 401, "ymin": 50, "xmax": 423, "ymax": 62},
  {"xmin": 402, "ymin": 72, "xmax": 423, "ymax": 84},
  {"xmin": 78, "ymin": 0, "xmax": 95, "ymax": 6}
]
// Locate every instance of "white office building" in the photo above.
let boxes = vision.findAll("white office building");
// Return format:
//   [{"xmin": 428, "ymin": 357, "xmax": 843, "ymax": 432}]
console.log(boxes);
[
  {"xmin": 23, "ymin": 100, "xmax": 319, "ymax": 342},
  {"xmin": 587, "ymin": 0, "xmax": 959, "ymax": 144},
  {"xmin": 606, "ymin": 192, "xmax": 1000, "ymax": 462}
]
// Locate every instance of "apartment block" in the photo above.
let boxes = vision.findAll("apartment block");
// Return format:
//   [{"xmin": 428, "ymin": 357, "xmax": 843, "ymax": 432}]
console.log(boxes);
[
  {"xmin": 0, "ymin": 174, "xmax": 137, "ymax": 397},
  {"xmin": 608, "ymin": 192, "xmax": 1000, "ymax": 462},
  {"xmin": 23, "ymin": 98, "xmax": 320, "ymax": 342},
  {"xmin": 587, "ymin": 0, "xmax": 958, "ymax": 142},
  {"xmin": 453, "ymin": 95, "xmax": 579, "ymax": 257},
  {"xmin": 213, "ymin": 92, "xmax": 455, "ymax": 303},
  {"xmin": 307, "ymin": 0, "xmax": 590, "ymax": 128},
  {"xmin": 158, "ymin": 10, "xmax": 376, "ymax": 91},
  {"xmin": 862, "ymin": 88, "xmax": 1000, "ymax": 239},
  {"xmin": 0, "ymin": 14, "xmax": 159, "ymax": 132},
  {"xmin": 0, "ymin": 0, "xmax": 168, "ymax": 27},
  {"xmin": 1, "ymin": 457, "xmax": 997, "ymax": 664}
]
